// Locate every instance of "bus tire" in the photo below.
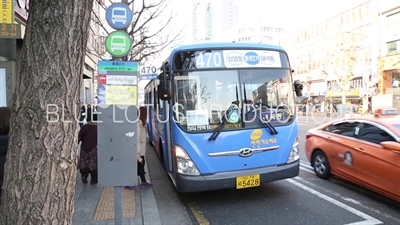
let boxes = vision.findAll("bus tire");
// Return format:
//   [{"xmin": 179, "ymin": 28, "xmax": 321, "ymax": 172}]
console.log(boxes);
[{"xmin": 311, "ymin": 150, "xmax": 331, "ymax": 179}]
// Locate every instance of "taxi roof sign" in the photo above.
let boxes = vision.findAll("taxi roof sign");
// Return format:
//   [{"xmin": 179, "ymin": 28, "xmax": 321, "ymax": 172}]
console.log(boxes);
[{"xmin": 374, "ymin": 108, "xmax": 398, "ymax": 117}]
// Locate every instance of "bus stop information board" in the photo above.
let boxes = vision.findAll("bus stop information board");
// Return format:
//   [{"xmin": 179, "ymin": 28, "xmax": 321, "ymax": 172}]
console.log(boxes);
[{"xmin": 97, "ymin": 61, "xmax": 138, "ymax": 105}]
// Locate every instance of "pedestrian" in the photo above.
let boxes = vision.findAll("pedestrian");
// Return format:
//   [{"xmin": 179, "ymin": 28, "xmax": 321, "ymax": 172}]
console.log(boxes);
[
  {"xmin": 78, "ymin": 112, "xmax": 98, "ymax": 184},
  {"xmin": 86, "ymin": 104, "xmax": 92, "ymax": 123},
  {"xmin": 79, "ymin": 102, "xmax": 86, "ymax": 128},
  {"xmin": 125, "ymin": 106, "xmax": 153, "ymax": 190},
  {"xmin": 0, "ymin": 107, "xmax": 11, "ymax": 199}
]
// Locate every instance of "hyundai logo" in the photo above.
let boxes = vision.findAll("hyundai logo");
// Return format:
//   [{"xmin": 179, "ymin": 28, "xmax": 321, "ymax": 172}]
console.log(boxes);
[{"xmin": 239, "ymin": 148, "xmax": 253, "ymax": 157}]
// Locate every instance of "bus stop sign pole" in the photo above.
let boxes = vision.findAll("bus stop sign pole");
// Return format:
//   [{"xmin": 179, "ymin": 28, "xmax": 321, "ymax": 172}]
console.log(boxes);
[{"xmin": 99, "ymin": 2, "xmax": 135, "ymax": 224}]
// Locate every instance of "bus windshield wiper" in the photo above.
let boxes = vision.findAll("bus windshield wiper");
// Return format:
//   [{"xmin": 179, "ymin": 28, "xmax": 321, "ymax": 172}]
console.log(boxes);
[
  {"xmin": 260, "ymin": 113, "xmax": 278, "ymax": 135},
  {"xmin": 243, "ymin": 83, "xmax": 278, "ymax": 135},
  {"xmin": 209, "ymin": 84, "xmax": 240, "ymax": 141}
]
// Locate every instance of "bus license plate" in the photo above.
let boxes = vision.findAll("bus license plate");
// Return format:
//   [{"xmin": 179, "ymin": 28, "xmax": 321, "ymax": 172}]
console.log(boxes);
[{"xmin": 236, "ymin": 174, "xmax": 260, "ymax": 189}]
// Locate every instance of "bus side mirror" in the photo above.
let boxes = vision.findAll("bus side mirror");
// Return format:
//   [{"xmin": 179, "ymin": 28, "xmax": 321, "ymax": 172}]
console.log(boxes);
[
  {"xmin": 158, "ymin": 80, "xmax": 171, "ymax": 101},
  {"xmin": 294, "ymin": 80, "xmax": 303, "ymax": 97}
]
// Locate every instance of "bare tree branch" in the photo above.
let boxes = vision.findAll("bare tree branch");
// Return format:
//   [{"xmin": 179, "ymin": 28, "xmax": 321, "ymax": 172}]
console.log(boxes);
[
  {"xmin": 88, "ymin": 0, "xmax": 182, "ymax": 63},
  {"xmin": 130, "ymin": 0, "xmax": 169, "ymax": 36}
]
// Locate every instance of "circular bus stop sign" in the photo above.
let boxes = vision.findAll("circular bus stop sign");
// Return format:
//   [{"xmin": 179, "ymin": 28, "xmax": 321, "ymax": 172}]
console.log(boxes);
[
  {"xmin": 105, "ymin": 3, "xmax": 133, "ymax": 30},
  {"xmin": 105, "ymin": 31, "xmax": 132, "ymax": 58}
]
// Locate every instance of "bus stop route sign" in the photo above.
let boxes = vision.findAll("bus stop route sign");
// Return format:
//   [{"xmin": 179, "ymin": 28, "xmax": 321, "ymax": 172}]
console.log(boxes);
[
  {"xmin": 105, "ymin": 3, "xmax": 133, "ymax": 30},
  {"xmin": 105, "ymin": 31, "xmax": 132, "ymax": 58}
]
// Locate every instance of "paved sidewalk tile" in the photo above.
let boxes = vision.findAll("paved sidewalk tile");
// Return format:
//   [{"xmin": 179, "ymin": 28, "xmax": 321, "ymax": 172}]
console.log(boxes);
[{"xmin": 73, "ymin": 154, "xmax": 161, "ymax": 224}]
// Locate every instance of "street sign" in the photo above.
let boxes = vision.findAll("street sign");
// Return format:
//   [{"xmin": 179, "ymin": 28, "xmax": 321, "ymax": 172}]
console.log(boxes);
[
  {"xmin": 105, "ymin": 3, "xmax": 133, "ymax": 30},
  {"xmin": 105, "ymin": 31, "xmax": 132, "ymax": 58},
  {"xmin": 0, "ymin": 23, "xmax": 22, "ymax": 39},
  {"xmin": 0, "ymin": 0, "xmax": 14, "ymax": 23},
  {"xmin": 139, "ymin": 65, "xmax": 158, "ymax": 80},
  {"xmin": 140, "ymin": 65, "xmax": 157, "ymax": 74},
  {"xmin": 97, "ymin": 61, "xmax": 138, "ymax": 105}
]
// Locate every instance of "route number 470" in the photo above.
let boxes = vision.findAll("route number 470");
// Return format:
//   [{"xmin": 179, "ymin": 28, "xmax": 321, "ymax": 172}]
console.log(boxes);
[
  {"xmin": 195, "ymin": 51, "xmax": 223, "ymax": 68},
  {"xmin": 140, "ymin": 66, "xmax": 157, "ymax": 74}
]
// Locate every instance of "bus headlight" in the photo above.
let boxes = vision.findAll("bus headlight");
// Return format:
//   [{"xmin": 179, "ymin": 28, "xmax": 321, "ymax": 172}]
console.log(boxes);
[
  {"xmin": 174, "ymin": 145, "xmax": 200, "ymax": 176},
  {"xmin": 287, "ymin": 136, "xmax": 300, "ymax": 163}
]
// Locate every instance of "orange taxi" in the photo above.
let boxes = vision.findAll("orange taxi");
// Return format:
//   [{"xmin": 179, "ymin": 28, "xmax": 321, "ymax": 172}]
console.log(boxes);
[{"xmin": 305, "ymin": 108, "xmax": 400, "ymax": 202}]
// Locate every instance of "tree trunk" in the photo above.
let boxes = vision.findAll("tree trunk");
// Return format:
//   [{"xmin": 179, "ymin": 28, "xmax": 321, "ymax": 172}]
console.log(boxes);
[{"xmin": 0, "ymin": 0, "xmax": 94, "ymax": 224}]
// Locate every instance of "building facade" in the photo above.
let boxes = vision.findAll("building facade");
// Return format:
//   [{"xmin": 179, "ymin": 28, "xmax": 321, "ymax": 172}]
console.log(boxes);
[
  {"xmin": 281, "ymin": 0, "xmax": 380, "ymax": 108},
  {"xmin": 84, "ymin": 0, "xmax": 103, "ymax": 104},
  {"xmin": 0, "ymin": 1, "xmax": 102, "ymax": 107},
  {"xmin": 190, "ymin": 0, "xmax": 238, "ymax": 43},
  {"xmin": 378, "ymin": 2, "xmax": 400, "ymax": 96},
  {"xmin": 191, "ymin": 0, "xmax": 214, "ymax": 42},
  {"xmin": 223, "ymin": 19, "xmax": 285, "ymax": 44},
  {"xmin": 0, "ymin": 0, "xmax": 28, "ymax": 107}
]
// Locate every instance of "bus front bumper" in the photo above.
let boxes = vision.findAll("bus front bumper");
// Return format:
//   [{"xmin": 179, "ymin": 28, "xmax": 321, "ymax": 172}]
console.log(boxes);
[{"xmin": 174, "ymin": 160, "xmax": 299, "ymax": 193}]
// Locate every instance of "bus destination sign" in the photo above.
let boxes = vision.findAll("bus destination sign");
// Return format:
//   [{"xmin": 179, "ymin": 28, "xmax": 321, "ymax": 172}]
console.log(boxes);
[{"xmin": 193, "ymin": 49, "xmax": 282, "ymax": 69}]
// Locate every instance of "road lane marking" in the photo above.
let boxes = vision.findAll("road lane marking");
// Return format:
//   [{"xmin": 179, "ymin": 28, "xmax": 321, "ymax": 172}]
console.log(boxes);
[
  {"xmin": 300, "ymin": 166, "xmax": 315, "ymax": 175},
  {"xmin": 297, "ymin": 123, "xmax": 314, "ymax": 126},
  {"xmin": 287, "ymin": 178, "xmax": 383, "ymax": 225},
  {"xmin": 300, "ymin": 160, "xmax": 313, "ymax": 169},
  {"xmin": 295, "ymin": 177, "xmax": 400, "ymax": 224},
  {"xmin": 187, "ymin": 199, "xmax": 210, "ymax": 225},
  {"xmin": 300, "ymin": 161, "xmax": 315, "ymax": 174}
]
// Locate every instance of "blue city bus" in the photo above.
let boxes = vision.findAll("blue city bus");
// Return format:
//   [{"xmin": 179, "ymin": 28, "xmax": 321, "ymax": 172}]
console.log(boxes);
[{"xmin": 144, "ymin": 42, "xmax": 303, "ymax": 192}]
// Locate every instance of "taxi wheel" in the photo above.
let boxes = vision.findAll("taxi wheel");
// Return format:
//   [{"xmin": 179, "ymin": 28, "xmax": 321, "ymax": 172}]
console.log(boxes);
[{"xmin": 312, "ymin": 150, "xmax": 331, "ymax": 179}]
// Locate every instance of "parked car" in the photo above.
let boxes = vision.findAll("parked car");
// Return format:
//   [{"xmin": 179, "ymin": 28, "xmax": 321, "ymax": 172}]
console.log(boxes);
[{"xmin": 305, "ymin": 108, "xmax": 400, "ymax": 202}]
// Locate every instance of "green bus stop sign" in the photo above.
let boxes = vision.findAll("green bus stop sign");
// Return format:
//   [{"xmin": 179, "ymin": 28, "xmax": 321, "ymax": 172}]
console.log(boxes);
[{"xmin": 105, "ymin": 31, "xmax": 132, "ymax": 58}]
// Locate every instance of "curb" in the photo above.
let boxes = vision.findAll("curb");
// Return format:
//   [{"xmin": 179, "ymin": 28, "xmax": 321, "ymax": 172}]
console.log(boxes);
[{"xmin": 139, "ymin": 157, "xmax": 162, "ymax": 225}]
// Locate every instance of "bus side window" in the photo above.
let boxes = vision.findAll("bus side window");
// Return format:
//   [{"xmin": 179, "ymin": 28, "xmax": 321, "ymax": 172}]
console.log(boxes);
[
  {"xmin": 153, "ymin": 87, "xmax": 157, "ymax": 111},
  {"xmin": 156, "ymin": 86, "xmax": 163, "ymax": 113},
  {"xmin": 157, "ymin": 93, "xmax": 162, "ymax": 113}
]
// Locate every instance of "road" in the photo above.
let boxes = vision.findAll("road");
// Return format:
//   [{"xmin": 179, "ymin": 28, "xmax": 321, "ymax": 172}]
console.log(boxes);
[{"xmin": 147, "ymin": 118, "xmax": 400, "ymax": 225}]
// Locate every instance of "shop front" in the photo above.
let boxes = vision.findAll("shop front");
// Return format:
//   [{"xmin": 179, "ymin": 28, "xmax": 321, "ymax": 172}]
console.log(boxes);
[
  {"xmin": 1, "ymin": 1, "xmax": 95, "ymax": 106},
  {"xmin": 0, "ymin": 0, "xmax": 27, "ymax": 106},
  {"xmin": 378, "ymin": 54, "xmax": 400, "ymax": 95},
  {"xmin": 326, "ymin": 89, "xmax": 360, "ymax": 102}
]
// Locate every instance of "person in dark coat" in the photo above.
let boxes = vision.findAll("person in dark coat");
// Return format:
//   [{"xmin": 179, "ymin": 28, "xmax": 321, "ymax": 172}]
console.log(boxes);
[
  {"xmin": 78, "ymin": 113, "xmax": 98, "ymax": 184},
  {"xmin": 0, "ymin": 107, "xmax": 11, "ymax": 198}
]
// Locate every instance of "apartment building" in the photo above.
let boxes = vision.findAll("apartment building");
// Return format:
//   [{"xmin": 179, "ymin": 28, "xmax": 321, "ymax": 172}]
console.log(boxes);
[
  {"xmin": 282, "ymin": 0, "xmax": 379, "ymax": 106},
  {"xmin": 378, "ymin": 2, "xmax": 400, "ymax": 96}
]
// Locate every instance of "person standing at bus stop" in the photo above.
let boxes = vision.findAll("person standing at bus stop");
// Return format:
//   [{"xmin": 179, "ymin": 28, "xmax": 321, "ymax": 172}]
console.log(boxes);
[
  {"xmin": 78, "ymin": 113, "xmax": 98, "ymax": 184},
  {"xmin": 125, "ymin": 106, "xmax": 153, "ymax": 190}
]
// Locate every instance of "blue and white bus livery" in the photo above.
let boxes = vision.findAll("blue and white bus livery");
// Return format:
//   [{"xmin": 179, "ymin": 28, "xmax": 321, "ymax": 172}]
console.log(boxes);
[{"xmin": 145, "ymin": 42, "xmax": 303, "ymax": 192}]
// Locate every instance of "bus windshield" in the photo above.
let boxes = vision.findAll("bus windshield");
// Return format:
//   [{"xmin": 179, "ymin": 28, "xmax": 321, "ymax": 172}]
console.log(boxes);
[{"xmin": 173, "ymin": 69, "xmax": 295, "ymax": 132}]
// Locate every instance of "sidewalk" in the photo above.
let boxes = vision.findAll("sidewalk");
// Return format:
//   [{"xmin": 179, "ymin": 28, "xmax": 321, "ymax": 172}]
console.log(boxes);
[{"xmin": 73, "ymin": 154, "xmax": 161, "ymax": 225}]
